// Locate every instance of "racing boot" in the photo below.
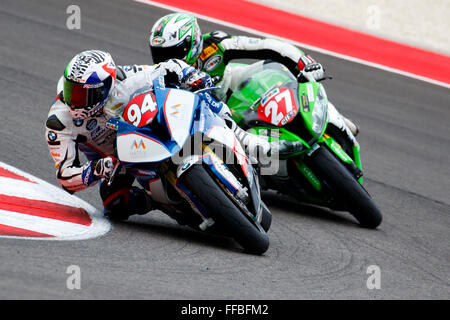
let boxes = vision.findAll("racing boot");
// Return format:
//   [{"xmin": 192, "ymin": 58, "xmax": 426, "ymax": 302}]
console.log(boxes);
[
  {"xmin": 228, "ymin": 119, "xmax": 303, "ymax": 163},
  {"xmin": 100, "ymin": 174, "xmax": 152, "ymax": 221},
  {"xmin": 326, "ymin": 101, "xmax": 360, "ymax": 160},
  {"xmin": 343, "ymin": 117, "xmax": 359, "ymax": 137},
  {"xmin": 328, "ymin": 102, "xmax": 359, "ymax": 141},
  {"xmin": 214, "ymin": 96, "xmax": 303, "ymax": 162},
  {"xmin": 232, "ymin": 123, "xmax": 271, "ymax": 163}
]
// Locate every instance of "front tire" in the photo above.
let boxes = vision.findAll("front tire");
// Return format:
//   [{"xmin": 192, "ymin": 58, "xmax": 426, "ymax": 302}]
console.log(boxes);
[
  {"xmin": 182, "ymin": 164, "xmax": 270, "ymax": 254},
  {"xmin": 309, "ymin": 146, "xmax": 382, "ymax": 228}
]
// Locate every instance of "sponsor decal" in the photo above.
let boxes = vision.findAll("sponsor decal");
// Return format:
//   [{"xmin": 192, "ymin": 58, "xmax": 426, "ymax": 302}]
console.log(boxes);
[
  {"xmin": 47, "ymin": 131, "xmax": 57, "ymax": 141},
  {"xmin": 151, "ymin": 36, "xmax": 166, "ymax": 46},
  {"xmin": 83, "ymin": 82, "xmax": 104, "ymax": 89},
  {"xmin": 248, "ymin": 38, "xmax": 260, "ymax": 45},
  {"xmin": 106, "ymin": 121, "xmax": 118, "ymax": 131},
  {"xmin": 127, "ymin": 138, "xmax": 153, "ymax": 159},
  {"xmin": 170, "ymin": 103, "xmax": 182, "ymax": 118},
  {"xmin": 301, "ymin": 95, "xmax": 310, "ymax": 112},
  {"xmin": 280, "ymin": 110, "xmax": 297, "ymax": 126},
  {"xmin": 158, "ymin": 76, "xmax": 166, "ymax": 88},
  {"xmin": 73, "ymin": 118, "xmax": 84, "ymax": 127},
  {"xmin": 300, "ymin": 165, "xmax": 321, "ymax": 190},
  {"xmin": 204, "ymin": 55, "xmax": 222, "ymax": 72},
  {"xmin": 82, "ymin": 165, "xmax": 93, "ymax": 186},
  {"xmin": 181, "ymin": 162, "xmax": 190, "ymax": 171},
  {"xmin": 261, "ymin": 88, "xmax": 280, "ymax": 106},
  {"xmin": 306, "ymin": 83, "xmax": 315, "ymax": 102},
  {"xmin": 132, "ymin": 139, "xmax": 147, "ymax": 150},
  {"xmin": 90, "ymin": 126, "xmax": 101, "ymax": 138},
  {"xmin": 86, "ymin": 119, "xmax": 98, "ymax": 131},
  {"xmin": 330, "ymin": 140, "xmax": 352, "ymax": 162},
  {"xmin": 204, "ymin": 93, "xmax": 222, "ymax": 112},
  {"xmin": 200, "ymin": 43, "xmax": 219, "ymax": 61}
]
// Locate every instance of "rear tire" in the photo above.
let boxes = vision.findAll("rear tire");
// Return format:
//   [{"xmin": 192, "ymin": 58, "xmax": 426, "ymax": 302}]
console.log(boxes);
[
  {"xmin": 309, "ymin": 146, "xmax": 382, "ymax": 228},
  {"xmin": 182, "ymin": 164, "xmax": 270, "ymax": 254}
]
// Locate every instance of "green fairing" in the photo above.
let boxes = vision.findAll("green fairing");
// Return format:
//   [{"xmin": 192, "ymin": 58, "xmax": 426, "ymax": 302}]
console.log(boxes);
[
  {"xmin": 227, "ymin": 63, "xmax": 293, "ymax": 126},
  {"xmin": 224, "ymin": 62, "xmax": 365, "ymax": 208}
]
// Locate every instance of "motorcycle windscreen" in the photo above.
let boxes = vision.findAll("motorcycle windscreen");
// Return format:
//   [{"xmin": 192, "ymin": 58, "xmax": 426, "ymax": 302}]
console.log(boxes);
[{"xmin": 161, "ymin": 89, "xmax": 197, "ymax": 147}]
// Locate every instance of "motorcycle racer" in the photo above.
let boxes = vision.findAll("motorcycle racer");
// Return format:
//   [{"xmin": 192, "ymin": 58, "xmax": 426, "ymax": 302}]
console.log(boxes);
[
  {"xmin": 45, "ymin": 50, "xmax": 271, "ymax": 219},
  {"xmin": 148, "ymin": 13, "xmax": 359, "ymax": 141}
]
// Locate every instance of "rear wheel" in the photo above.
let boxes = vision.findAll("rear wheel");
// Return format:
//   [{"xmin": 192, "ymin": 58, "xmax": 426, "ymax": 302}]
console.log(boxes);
[
  {"xmin": 182, "ymin": 164, "xmax": 270, "ymax": 254},
  {"xmin": 309, "ymin": 146, "xmax": 382, "ymax": 228}
]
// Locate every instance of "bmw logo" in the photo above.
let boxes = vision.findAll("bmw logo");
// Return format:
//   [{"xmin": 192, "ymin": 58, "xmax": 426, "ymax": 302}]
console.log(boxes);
[
  {"xmin": 47, "ymin": 131, "xmax": 57, "ymax": 141},
  {"xmin": 73, "ymin": 118, "xmax": 84, "ymax": 127}
]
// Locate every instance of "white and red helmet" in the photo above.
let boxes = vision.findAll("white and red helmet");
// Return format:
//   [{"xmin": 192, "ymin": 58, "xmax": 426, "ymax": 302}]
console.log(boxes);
[{"xmin": 63, "ymin": 50, "xmax": 117, "ymax": 119}]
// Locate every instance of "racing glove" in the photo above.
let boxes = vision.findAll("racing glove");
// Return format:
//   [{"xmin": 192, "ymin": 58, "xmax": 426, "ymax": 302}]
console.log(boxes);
[
  {"xmin": 297, "ymin": 55, "xmax": 325, "ymax": 82},
  {"xmin": 180, "ymin": 67, "xmax": 214, "ymax": 91},
  {"xmin": 93, "ymin": 156, "xmax": 118, "ymax": 181}
]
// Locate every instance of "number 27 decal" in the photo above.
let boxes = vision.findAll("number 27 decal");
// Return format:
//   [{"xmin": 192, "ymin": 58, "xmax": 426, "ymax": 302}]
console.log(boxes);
[{"xmin": 258, "ymin": 88, "xmax": 298, "ymax": 126}]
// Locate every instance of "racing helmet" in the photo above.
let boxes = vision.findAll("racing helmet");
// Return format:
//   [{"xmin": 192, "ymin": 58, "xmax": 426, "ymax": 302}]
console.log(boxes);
[
  {"xmin": 149, "ymin": 13, "xmax": 203, "ymax": 65},
  {"xmin": 63, "ymin": 50, "xmax": 117, "ymax": 119}
]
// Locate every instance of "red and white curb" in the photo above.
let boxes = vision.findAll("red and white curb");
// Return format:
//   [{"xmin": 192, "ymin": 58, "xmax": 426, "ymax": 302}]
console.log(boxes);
[{"xmin": 0, "ymin": 162, "xmax": 111, "ymax": 240}]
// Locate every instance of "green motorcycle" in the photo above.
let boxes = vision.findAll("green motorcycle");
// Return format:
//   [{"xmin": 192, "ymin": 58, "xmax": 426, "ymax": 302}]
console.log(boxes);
[{"xmin": 225, "ymin": 62, "xmax": 382, "ymax": 228}]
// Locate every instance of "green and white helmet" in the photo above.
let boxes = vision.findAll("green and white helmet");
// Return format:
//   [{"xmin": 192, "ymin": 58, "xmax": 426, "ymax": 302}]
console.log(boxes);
[{"xmin": 149, "ymin": 13, "xmax": 203, "ymax": 65}]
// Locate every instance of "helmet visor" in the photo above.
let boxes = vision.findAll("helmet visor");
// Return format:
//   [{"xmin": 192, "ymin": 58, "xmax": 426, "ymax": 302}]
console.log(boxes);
[
  {"xmin": 63, "ymin": 76, "xmax": 112, "ymax": 109},
  {"xmin": 150, "ymin": 41, "xmax": 189, "ymax": 64}
]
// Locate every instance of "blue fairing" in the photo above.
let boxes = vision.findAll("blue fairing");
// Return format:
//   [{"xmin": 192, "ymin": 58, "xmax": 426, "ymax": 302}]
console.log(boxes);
[
  {"xmin": 116, "ymin": 85, "xmax": 226, "ymax": 164},
  {"xmin": 114, "ymin": 83, "xmax": 243, "ymax": 218}
]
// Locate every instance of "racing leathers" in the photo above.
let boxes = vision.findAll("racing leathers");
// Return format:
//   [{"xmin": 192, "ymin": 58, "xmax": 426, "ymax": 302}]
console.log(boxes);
[
  {"xmin": 45, "ymin": 59, "xmax": 232, "ymax": 218},
  {"xmin": 194, "ymin": 31, "xmax": 359, "ymax": 138}
]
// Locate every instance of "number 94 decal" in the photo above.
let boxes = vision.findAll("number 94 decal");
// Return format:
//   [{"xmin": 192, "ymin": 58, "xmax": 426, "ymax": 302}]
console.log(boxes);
[{"xmin": 123, "ymin": 91, "xmax": 158, "ymax": 128}]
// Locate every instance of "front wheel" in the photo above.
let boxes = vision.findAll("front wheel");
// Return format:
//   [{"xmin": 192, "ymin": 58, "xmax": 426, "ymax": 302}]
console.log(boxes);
[
  {"xmin": 182, "ymin": 164, "xmax": 270, "ymax": 254},
  {"xmin": 309, "ymin": 146, "xmax": 382, "ymax": 228}
]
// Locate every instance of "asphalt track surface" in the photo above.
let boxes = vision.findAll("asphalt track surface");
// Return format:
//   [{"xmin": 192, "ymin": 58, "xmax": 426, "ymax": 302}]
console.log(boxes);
[{"xmin": 0, "ymin": 0, "xmax": 449, "ymax": 299}]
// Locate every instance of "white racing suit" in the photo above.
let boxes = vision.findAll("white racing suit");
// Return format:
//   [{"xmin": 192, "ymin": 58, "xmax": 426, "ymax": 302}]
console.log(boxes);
[{"xmin": 45, "ymin": 59, "xmax": 232, "ymax": 218}]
